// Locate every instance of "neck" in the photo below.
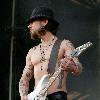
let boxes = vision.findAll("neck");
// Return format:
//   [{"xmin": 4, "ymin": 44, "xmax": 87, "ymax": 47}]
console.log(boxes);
[{"xmin": 41, "ymin": 32, "xmax": 57, "ymax": 46}]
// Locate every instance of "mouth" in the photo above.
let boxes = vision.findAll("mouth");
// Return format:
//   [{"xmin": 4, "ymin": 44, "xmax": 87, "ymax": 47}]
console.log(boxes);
[{"xmin": 29, "ymin": 29, "xmax": 33, "ymax": 33}]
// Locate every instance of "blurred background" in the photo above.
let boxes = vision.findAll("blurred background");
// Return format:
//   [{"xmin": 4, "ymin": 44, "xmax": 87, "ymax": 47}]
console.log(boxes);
[{"xmin": 0, "ymin": 0, "xmax": 100, "ymax": 100}]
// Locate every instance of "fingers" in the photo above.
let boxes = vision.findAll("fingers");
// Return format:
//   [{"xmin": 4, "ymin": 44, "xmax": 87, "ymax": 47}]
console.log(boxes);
[
  {"xmin": 60, "ymin": 57, "xmax": 72, "ymax": 66},
  {"xmin": 60, "ymin": 59, "xmax": 69, "ymax": 71},
  {"xmin": 60, "ymin": 57, "xmax": 76, "ymax": 71}
]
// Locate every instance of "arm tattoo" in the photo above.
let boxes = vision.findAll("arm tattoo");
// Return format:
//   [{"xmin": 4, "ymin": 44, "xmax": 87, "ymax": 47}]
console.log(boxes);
[
  {"xmin": 25, "ymin": 65, "xmax": 34, "ymax": 79},
  {"xmin": 65, "ymin": 40, "xmax": 74, "ymax": 50},
  {"xmin": 26, "ymin": 72, "xmax": 32, "ymax": 78},
  {"xmin": 19, "ymin": 47, "xmax": 34, "ymax": 96},
  {"xmin": 19, "ymin": 80, "xmax": 29, "ymax": 96},
  {"xmin": 57, "ymin": 70, "xmax": 64, "ymax": 89},
  {"xmin": 19, "ymin": 65, "xmax": 34, "ymax": 96},
  {"xmin": 74, "ymin": 62, "xmax": 83, "ymax": 73}
]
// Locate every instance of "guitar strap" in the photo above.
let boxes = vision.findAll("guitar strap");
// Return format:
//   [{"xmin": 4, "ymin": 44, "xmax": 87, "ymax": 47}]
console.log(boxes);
[{"xmin": 47, "ymin": 39, "xmax": 62, "ymax": 75}]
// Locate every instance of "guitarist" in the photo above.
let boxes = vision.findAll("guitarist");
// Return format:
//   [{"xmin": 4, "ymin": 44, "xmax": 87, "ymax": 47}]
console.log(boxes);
[{"xmin": 19, "ymin": 6, "xmax": 83, "ymax": 100}]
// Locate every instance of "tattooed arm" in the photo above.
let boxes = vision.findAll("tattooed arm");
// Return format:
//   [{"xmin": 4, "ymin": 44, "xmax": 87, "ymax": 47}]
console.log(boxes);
[
  {"xmin": 19, "ymin": 48, "xmax": 34, "ymax": 100},
  {"xmin": 71, "ymin": 57, "xmax": 83, "ymax": 75},
  {"xmin": 61, "ymin": 39, "xmax": 83, "ymax": 76}
]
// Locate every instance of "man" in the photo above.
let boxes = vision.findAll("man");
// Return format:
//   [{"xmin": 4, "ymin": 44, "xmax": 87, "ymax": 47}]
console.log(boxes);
[{"xmin": 19, "ymin": 6, "xmax": 83, "ymax": 100}]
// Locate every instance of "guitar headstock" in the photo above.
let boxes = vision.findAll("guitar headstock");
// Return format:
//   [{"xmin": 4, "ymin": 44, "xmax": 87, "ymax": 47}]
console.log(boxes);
[{"xmin": 71, "ymin": 41, "xmax": 93, "ymax": 57}]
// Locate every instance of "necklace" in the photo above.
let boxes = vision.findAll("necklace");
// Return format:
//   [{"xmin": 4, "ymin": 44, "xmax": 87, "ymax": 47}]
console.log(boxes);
[
  {"xmin": 40, "ymin": 36, "xmax": 56, "ymax": 71},
  {"xmin": 41, "ymin": 36, "xmax": 55, "ymax": 47}
]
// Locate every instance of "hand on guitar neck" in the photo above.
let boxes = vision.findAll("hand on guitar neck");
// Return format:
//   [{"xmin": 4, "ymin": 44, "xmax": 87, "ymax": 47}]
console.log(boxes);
[
  {"xmin": 60, "ymin": 57, "xmax": 76, "ymax": 70},
  {"xmin": 60, "ymin": 57, "xmax": 82, "ymax": 76}
]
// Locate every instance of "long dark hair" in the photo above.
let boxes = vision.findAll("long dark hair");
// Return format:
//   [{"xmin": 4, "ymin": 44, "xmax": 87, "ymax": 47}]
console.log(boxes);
[{"xmin": 44, "ymin": 19, "xmax": 59, "ymax": 35}]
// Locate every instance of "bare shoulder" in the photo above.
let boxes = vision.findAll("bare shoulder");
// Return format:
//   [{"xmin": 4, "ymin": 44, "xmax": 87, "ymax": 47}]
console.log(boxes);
[
  {"xmin": 26, "ymin": 45, "xmax": 40, "ymax": 63},
  {"xmin": 29, "ymin": 46, "xmax": 37, "ymax": 53},
  {"xmin": 26, "ymin": 45, "xmax": 38, "ymax": 56},
  {"xmin": 60, "ymin": 39, "xmax": 75, "ymax": 50}
]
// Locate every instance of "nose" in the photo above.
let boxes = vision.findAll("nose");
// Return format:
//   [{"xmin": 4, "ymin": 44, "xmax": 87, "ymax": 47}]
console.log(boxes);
[{"xmin": 28, "ymin": 23, "xmax": 31, "ymax": 28}]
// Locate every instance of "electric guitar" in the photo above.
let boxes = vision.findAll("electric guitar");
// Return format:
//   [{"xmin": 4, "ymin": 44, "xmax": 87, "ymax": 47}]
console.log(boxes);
[{"xmin": 28, "ymin": 41, "xmax": 93, "ymax": 100}]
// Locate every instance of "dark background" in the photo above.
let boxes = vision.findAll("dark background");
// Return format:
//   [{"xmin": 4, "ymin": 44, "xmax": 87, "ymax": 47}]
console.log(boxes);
[{"xmin": 0, "ymin": 0, "xmax": 100, "ymax": 100}]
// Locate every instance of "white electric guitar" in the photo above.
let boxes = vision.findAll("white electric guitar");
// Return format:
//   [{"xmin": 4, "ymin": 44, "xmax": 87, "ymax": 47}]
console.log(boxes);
[{"xmin": 28, "ymin": 41, "xmax": 93, "ymax": 100}]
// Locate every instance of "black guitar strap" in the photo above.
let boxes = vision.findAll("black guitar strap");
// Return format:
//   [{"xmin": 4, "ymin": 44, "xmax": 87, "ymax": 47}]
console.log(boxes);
[{"xmin": 47, "ymin": 39, "xmax": 62, "ymax": 74}]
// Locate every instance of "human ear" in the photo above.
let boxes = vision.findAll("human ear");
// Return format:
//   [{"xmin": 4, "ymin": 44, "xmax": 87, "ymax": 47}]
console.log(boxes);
[{"xmin": 41, "ymin": 19, "xmax": 48, "ymax": 26}]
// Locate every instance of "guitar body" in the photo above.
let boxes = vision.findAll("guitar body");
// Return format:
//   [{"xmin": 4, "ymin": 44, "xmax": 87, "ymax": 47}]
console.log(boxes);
[{"xmin": 28, "ymin": 75, "xmax": 50, "ymax": 100}]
